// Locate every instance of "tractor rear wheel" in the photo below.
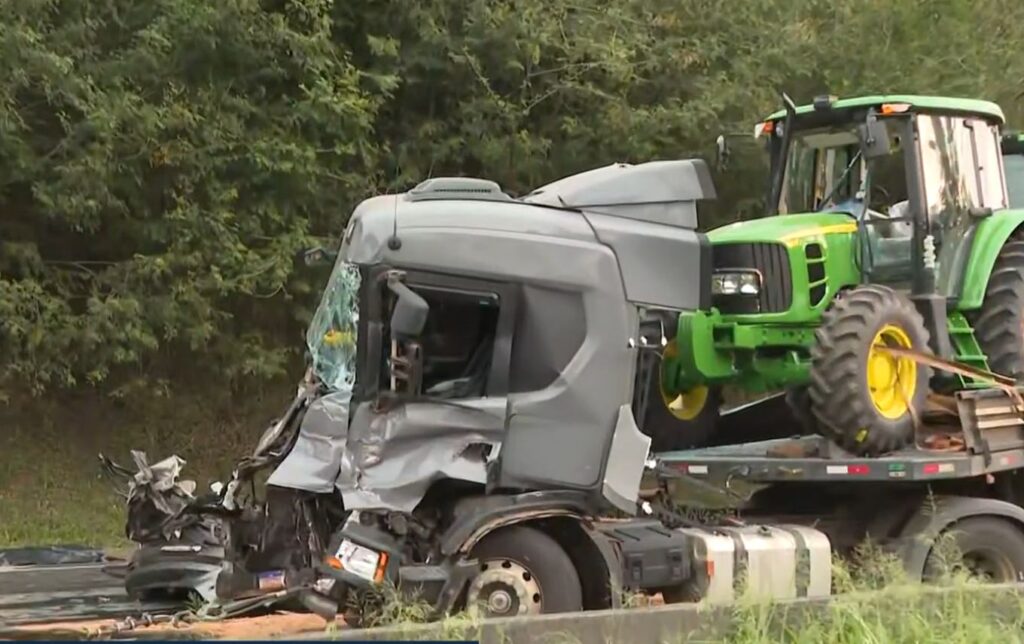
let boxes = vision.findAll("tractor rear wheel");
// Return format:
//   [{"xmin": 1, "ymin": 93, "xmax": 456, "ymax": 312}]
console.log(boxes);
[
  {"xmin": 808, "ymin": 285, "xmax": 932, "ymax": 456},
  {"xmin": 973, "ymin": 241, "xmax": 1024, "ymax": 381},
  {"xmin": 643, "ymin": 341, "xmax": 721, "ymax": 452}
]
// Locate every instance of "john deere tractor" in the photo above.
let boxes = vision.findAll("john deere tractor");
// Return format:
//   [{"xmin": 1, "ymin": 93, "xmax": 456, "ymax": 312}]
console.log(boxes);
[{"xmin": 662, "ymin": 94, "xmax": 1024, "ymax": 456}]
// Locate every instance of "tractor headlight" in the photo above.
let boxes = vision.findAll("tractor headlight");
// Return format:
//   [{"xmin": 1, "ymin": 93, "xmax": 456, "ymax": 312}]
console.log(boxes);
[{"xmin": 711, "ymin": 271, "xmax": 761, "ymax": 296}]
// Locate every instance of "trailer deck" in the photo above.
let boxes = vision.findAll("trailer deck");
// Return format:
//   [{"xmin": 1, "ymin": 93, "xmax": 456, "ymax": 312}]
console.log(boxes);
[{"xmin": 655, "ymin": 386, "xmax": 1024, "ymax": 485}]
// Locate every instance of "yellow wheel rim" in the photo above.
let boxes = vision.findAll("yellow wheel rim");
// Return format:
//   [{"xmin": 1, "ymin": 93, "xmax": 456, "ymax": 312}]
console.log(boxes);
[
  {"xmin": 867, "ymin": 324, "xmax": 917, "ymax": 419},
  {"xmin": 659, "ymin": 341, "xmax": 709, "ymax": 421}
]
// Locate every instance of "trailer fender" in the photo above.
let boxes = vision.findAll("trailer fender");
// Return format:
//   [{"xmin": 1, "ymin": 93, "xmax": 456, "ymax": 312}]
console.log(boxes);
[{"xmin": 894, "ymin": 495, "xmax": 1024, "ymax": 580}]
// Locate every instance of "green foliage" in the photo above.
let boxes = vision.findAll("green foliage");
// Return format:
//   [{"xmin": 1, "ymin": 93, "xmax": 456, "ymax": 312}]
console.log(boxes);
[
  {"xmin": 3, "ymin": 0, "xmax": 1024, "ymax": 395},
  {"xmin": 0, "ymin": 0, "xmax": 378, "ymax": 392}
]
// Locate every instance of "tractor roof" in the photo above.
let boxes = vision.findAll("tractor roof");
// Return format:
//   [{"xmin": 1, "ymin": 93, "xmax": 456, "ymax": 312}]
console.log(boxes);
[{"xmin": 764, "ymin": 95, "xmax": 1004, "ymax": 125}]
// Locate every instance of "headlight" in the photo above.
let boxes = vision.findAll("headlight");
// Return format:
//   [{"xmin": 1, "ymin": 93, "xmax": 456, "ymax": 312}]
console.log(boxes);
[
  {"xmin": 326, "ymin": 539, "xmax": 389, "ymax": 583},
  {"xmin": 712, "ymin": 271, "xmax": 761, "ymax": 296}
]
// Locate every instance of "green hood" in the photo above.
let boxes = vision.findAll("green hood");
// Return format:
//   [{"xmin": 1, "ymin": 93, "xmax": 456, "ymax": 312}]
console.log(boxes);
[{"xmin": 709, "ymin": 212, "xmax": 856, "ymax": 247}]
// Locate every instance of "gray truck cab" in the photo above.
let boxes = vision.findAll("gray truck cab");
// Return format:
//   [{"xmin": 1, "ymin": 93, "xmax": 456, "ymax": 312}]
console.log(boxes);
[{"xmin": 279, "ymin": 159, "xmax": 715, "ymax": 618}]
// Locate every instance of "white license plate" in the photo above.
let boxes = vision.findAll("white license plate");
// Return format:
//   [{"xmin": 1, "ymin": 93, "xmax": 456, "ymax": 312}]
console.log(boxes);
[{"xmin": 335, "ymin": 539, "xmax": 383, "ymax": 582}]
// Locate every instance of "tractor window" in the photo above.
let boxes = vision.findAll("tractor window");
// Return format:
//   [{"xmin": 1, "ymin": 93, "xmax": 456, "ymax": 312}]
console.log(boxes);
[
  {"xmin": 1007, "ymin": 155, "xmax": 1024, "ymax": 208},
  {"xmin": 861, "ymin": 126, "xmax": 913, "ymax": 283},
  {"xmin": 918, "ymin": 115, "xmax": 1003, "ymax": 297},
  {"xmin": 974, "ymin": 124, "xmax": 1007, "ymax": 209}
]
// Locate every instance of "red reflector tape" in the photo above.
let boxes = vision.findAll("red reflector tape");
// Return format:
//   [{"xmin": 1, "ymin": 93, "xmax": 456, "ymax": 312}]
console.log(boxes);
[
  {"xmin": 848, "ymin": 464, "xmax": 870, "ymax": 475},
  {"xmin": 827, "ymin": 464, "xmax": 870, "ymax": 475},
  {"xmin": 923, "ymin": 462, "xmax": 955, "ymax": 475}
]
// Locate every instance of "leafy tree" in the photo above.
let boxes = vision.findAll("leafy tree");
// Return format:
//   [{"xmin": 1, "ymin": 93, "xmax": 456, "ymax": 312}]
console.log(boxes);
[{"xmin": 0, "ymin": 0, "xmax": 379, "ymax": 394}]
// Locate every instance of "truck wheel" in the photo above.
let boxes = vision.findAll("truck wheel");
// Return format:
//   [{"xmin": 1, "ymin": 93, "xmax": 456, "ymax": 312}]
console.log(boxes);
[
  {"xmin": 643, "ymin": 341, "xmax": 721, "ymax": 452},
  {"xmin": 973, "ymin": 241, "xmax": 1024, "ymax": 381},
  {"xmin": 808, "ymin": 285, "xmax": 931, "ymax": 456},
  {"xmin": 924, "ymin": 517, "xmax": 1024, "ymax": 583},
  {"xmin": 466, "ymin": 525, "xmax": 583, "ymax": 617}
]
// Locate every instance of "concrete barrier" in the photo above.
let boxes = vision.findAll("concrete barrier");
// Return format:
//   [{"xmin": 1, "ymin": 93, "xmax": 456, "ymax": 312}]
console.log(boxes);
[{"xmin": 289, "ymin": 583, "xmax": 1024, "ymax": 643}]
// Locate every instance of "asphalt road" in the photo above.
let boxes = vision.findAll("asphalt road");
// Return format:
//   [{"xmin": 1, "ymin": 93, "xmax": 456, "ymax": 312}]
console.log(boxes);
[{"xmin": 0, "ymin": 560, "xmax": 175, "ymax": 627}]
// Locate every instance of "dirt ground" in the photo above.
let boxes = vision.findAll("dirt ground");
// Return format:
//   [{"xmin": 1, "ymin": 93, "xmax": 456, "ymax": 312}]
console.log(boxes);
[{"xmin": 13, "ymin": 611, "xmax": 342, "ymax": 639}]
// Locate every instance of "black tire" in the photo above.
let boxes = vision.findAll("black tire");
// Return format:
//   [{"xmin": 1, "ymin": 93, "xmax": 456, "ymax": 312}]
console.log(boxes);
[
  {"xmin": 808, "ymin": 285, "xmax": 932, "ymax": 456},
  {"xmin": 784, "ymin": 385, "xmax": 818, "ymax": 435},
  {"xmin": 973, "ymin": 240, "xmax": 1024, "ymax": 381},
  {"xmin": 643, "ymin": 380, "xmax": 721, "ymax": 452},
  {"xmin": 924, "ymin": 517, "xmax": 1024, "ymax": 584},
  {"xmin": 468, "ymin": 525, "xmax": 583, "ymax": 616}
]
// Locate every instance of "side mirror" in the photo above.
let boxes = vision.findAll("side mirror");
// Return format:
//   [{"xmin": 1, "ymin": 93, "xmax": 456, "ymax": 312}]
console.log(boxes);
[
  {"xmin": 858, "ymin": 118, "xmax": 892, "ymax": 159},
  {"xmin": 387, "ymin": 276, "xmax": 429, "ymax": 339},
  {"xmin": 715, "ymin": 135, "xmax": 731, "ymax": 171},
  {"xmin": 302, "ymin": 247, "xmax": 337, "ymax": 267}
]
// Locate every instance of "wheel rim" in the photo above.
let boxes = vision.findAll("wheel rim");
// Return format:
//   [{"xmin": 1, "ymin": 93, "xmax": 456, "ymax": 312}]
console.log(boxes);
[
  {"xmin": 962, "ymin": 549, "xmax": 1017, "ymax": 582},
  {"xmin": 659, "ymin": 341, "xmax": 709, "ymax": 421},
  {"xmin": 866, "ymin": 324, "xmax": 916, "ymax": 419},
  {"xmin": 467, "ymin": 558, "xmax": 543, "ymax": 617}
]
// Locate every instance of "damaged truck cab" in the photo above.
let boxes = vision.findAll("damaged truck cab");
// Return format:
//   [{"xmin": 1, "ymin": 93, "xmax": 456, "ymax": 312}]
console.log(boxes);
[{"xmin": 294, "ymin": 161, "xmax": 716, "ymax": 618}]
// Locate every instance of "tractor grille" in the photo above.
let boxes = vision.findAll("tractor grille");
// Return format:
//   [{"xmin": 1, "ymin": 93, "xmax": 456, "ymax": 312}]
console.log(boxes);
[{"xmin": 712, "ymin": 242, "xmax": 793, "ymax": 314}]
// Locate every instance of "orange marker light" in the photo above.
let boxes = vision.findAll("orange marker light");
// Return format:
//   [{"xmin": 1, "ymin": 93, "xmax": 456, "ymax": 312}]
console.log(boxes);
[
  {"xmin": 880, "ymin": 103, "xmax": 911, "ymax": 115},
  {"xmin": 373, "ymin": 552, "xmax": 390, "ymax": 583},
  {"xmin": 326, "ymin": 556, "xmax": 343, "ymax": 570}
]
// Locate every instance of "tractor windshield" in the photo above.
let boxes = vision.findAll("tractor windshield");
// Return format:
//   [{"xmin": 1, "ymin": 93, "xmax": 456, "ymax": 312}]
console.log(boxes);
[
  {"xmin": 306, "ymin": 260, "xmax": 360, "ymax": 391},
  {"xmin": 778, "ymin": 120, "xmax": 909, "ymax": 220}
]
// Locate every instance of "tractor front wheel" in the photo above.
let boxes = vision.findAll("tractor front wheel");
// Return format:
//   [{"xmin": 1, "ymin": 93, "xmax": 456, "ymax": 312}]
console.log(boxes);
[
  {"xmin": 643, "ymin": 341, "xmax": 721, "ymax": 452},
  {"xmin": 808, "ymin": 286, "xmax": 932, "ymax": 456}
]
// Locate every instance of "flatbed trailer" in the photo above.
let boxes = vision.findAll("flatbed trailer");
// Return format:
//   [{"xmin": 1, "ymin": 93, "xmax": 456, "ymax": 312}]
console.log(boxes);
[{"xmin": 650, "ymin": 387, "xmax": 1024, "ymax": 581}]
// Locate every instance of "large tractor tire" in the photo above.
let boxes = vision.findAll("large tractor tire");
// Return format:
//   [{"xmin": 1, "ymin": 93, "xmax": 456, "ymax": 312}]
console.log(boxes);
[
  {"xmin": 972, "ymin": 240, "xmax": 1024, "ymax": 381},
  {"xmin": 643, "ymin": 340, "xmax": 721, "ymax": 452},
  {"xmin": 808, "ymin": 285, "xmax": 932, "ymax": 456}
]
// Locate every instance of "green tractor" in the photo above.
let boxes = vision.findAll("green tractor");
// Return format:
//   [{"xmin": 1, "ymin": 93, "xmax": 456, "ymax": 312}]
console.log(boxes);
[{"xmin": 661, "ymin": 94, "xmax": 1024, "ymax": 456}]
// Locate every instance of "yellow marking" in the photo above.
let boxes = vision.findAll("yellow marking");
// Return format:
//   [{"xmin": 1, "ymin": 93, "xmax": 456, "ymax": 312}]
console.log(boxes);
[{"xmin": 781, "ymin": 222, "xmax": 857, "ymax": 247}]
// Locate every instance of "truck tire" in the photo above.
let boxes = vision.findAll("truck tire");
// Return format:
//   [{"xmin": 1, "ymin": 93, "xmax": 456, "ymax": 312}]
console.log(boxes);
[
  {"xmin": 467, "ymin": 525, "xmax": 583, "ymax": 617},
  {"xmin": 808, "ymin": 285, "xmax": 931, "ymax": 456},
  {"xmin": 924, "ymin": 517, "xmax": 1024, "ymax": 583},
  {"xmin": 972, "ymin": 241, "xmax": 1024, "ymax": 381},
  {"xmin": 643, "ymin": 340, "xmax": 721, "ymax": 451}
]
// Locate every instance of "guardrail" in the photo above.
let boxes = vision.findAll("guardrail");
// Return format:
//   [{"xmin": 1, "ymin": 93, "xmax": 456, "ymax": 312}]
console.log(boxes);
[{"xmin": 295, "ymin": 583, "xmax": 1024, "ymax": 643}]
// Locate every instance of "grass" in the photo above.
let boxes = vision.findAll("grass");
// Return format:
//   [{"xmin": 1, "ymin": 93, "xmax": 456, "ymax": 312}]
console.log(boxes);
[{"xmin": 0, "ymin": 378, "xmax": 292, "ymax": 548}]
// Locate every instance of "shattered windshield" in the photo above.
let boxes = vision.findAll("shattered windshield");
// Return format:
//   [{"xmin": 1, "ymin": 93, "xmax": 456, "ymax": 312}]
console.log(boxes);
[{"xmin": 306, "ymin": 261, "xmax": 360, "ymax": 391}]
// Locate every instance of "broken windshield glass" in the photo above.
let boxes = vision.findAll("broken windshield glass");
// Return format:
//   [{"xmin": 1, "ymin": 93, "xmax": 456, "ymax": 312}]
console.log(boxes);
[{"xmin": 306, "ymin": 261, "xmax": 360, "ymax": 391}]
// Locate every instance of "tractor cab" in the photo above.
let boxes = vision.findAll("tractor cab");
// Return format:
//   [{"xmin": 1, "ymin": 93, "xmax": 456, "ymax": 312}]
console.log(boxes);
[
  {"xmin": 761, "ymin": 95, "xmax": 1008, "ymax": 297},
  {"xmin": 1004, "ymin": 132, "xmax": 1024, "ymax": 208}
]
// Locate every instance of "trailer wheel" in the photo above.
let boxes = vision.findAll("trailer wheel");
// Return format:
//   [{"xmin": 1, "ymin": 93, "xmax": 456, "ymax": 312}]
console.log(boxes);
[
  {"xmin": 972, "ymin": 241, "xmax": 1024, "ymax": 381},
  {"xmin": 466, "ymin": 525, "xmax": 583, "ymax": 617},
  {"xmin": 808, "ymin": 285, "xmax": 931, "ymax": 456},
  {"xmin": 925, "ymin": 517, "xmax": 1024, "ymax": 583},
  {"xmin": 643, "ymin": 341, "xmax": 721, "ymax": 451}
]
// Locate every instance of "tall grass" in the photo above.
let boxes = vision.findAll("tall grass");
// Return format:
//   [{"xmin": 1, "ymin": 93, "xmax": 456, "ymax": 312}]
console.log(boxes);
[{"xmin": 721, "ymin": 538, "xmax": 1024, "ymax": 644}]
